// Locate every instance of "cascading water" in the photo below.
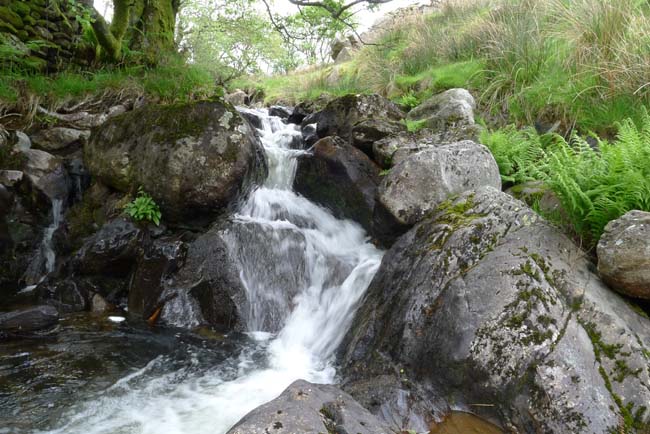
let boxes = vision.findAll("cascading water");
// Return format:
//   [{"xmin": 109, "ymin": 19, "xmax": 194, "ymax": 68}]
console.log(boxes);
[
  {"xmin": 22, "ymin": 198, "xmax": 64, "ymax": 289},
  {"xmin": 40, "ymin": 109, "xmax": 383, "ymax": 434}
]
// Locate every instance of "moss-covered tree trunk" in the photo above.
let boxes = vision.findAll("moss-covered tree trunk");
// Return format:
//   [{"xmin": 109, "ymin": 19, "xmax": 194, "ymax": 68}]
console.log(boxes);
[{"xmin": 91, "ymin": 0, "xmax": 180, "ymax": 64}]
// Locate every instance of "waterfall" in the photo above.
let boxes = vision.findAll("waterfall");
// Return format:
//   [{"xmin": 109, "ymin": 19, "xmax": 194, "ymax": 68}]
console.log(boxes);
[
  {"xmin": 22, "ymin": 198, "xmax": 64, "ymax": 289},
  {"xmin": 41, "ymin": 108, "xmax": 383, "ymax": 434}
]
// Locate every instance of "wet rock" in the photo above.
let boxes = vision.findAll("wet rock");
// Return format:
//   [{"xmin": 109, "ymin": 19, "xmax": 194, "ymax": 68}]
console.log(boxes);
[
  {"xmin": 21, "ymin": 148, "xmax": 69, "ymax": 200},
  {"xmin": 239, "ymin": 108, "xmax": 264, "ymax": 130},
  {"xmin": 35, "ymin": 278, "xmax": 88, "ymax": 313},
  {"xmin": 269, "ymin": 105, "xmax": 293, "ymax": 120},
  {"xmin": 86, "ymin": 101, "xmax": 266, "ymax": 225},
  {"xmin": 301, "ymin": 124, "xmax": 319, "ymax": 147},
  {"xmin": 225, "ymin": 89, "xmax": 247, "ymax": 106},
  {"xmin": 0, "ymin": 185, "xmax": 12, "ymax": 256},
  {"xmin": 597, "ymin": 210, "xmax": 650, "ymax": 299},
  {"xmin": 162, "ymin": 228, "xmax": 246, "ymax": 331},
  {"xmin": 315, "ymin": 94, "xmax": 405, "ymax": 156},
  {"xmin": 0, "ymin": 305, "xmax": 58, "ymax": 334},
  {"xmin": 408, "ymin": 88, "xmax": 476, "ymax": 131},
  {"xmin": 294, "ymin": 136, "xmax": 381, "ymax": 232},
  {"xmin": 341, "ymin": 187, "xmax": 650, "ymax": 433},
  {"xmin": 128, "ymin": 238, "xmax": 187, "ymax": 320},
  {"xmin": 31, "ymin": 127, "xmax": 90, "ymax": 151},
  {"xmin": 74, "ymin": 217, "xmax": 145, "ymax": 277},
  {"xmin": 374, "ymin": 140, "xmax": 500, "ymax": 243},
  {"xmin": 65, "ymin": 157, "xmax": 91, "ymax": 203},
  {"xmin": 227, "ymin": 380, "xmax": 393, "ymax": 434}
]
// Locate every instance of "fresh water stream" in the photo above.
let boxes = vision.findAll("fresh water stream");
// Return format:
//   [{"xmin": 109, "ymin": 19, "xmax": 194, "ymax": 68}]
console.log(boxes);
[{"xmin": 20, "ymin": 109, "xmax": 383, "ymax": 434}]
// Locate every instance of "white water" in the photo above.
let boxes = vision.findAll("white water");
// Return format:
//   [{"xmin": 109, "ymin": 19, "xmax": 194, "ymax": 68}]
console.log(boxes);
[
  {"xmin": 22, "ymin": 198, "xmax": 64, "ymax": 288},
  {"xmin": 41, "ymin": 109, "xmax": 383, "ymax": 434}
]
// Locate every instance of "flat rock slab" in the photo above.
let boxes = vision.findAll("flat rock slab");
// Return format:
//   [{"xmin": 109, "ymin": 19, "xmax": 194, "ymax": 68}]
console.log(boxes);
[
  {"xmin": 0, "ymin": 305, "xmax": 58, "ymax": 333},
  {"xmin": 227, "ymin": 380, "xmax": 394, "ymax": 434}
]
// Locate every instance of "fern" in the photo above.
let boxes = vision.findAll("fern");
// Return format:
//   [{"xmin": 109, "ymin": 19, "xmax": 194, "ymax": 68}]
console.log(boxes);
[
  {"xmin": 480, "ymin": 125, "xmax": 556, "ymax": 184},
  {"xmin": 484, "ymin": 109, "xmax": 650, "ymax": 246}
]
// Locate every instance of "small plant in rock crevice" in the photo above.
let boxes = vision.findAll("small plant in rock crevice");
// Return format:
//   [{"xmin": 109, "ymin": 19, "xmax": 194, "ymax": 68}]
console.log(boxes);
[{"xmin": 124, "ymin": 187, "xmax": 162, "ymax": 226}]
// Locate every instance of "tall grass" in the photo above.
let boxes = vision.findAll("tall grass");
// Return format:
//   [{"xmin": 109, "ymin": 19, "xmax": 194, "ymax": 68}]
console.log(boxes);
[{"xmin": 266, "ymin": 0, "xmax": 650, "ymax": 134}]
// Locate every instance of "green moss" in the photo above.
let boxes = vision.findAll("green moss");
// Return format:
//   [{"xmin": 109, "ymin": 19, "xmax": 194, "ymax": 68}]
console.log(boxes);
[
  {"xmin": 0, "ymin": 144, "xmax": 26, "ymax": 170},
  {"xmin": 581, "ymin": 321, "xmax": 623, "ymax": 362},
  {"xmin": 515, "ymin": 260, "xmax": 541, "ymax": 281}
]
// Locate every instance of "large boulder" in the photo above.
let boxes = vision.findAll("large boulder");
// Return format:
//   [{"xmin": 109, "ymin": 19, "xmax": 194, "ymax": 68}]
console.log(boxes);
[
  {"xmin": 315, "ymin": 94, "xmax": 405, "ymax": 156},
  {"xmin": 85, "ymin": 101, "xmax": 266, "ymax": 224},
  {"xmin": 597, "ymin": 210, "xmax": 650, "ymax": 299},
  {"xmin": 294, "ymin": 136, "xmax": 381, "ymax": 232},
  {"xmin": 227, "ymin": 380, "xmax": 393, "ymax": 434},
  {"xmin": 340, "ymin": 187, "xmax": 650, "ymax": 433},
  {"xmin": 374, "ymin": 140, "xmax": 500, "ymax": 243},
  {"xmin": 407, "ymin": 88, "xmax": 476, "ymax": 131}
]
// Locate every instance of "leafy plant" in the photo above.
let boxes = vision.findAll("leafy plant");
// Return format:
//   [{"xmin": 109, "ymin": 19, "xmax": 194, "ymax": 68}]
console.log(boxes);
[
  {"xmin": 124, "ymin": 188, "xmax": 162, "ymax": 225},
  {"xmin": 396, "ymin": 91, "xmax": 420, "ymax": 110},
  {"xmin": 483, "ymin": 109, "xmax": 650, "ymax": 246},
  {"xmin": 480, "ymin": 125, "xmax": 557, "ymax": 184}
]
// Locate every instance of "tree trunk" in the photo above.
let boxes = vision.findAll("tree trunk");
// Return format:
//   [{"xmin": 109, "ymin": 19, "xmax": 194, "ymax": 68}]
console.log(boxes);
[
  {"xmin": 91, "ymin": 0, "xmax": 178, "ymax": 64},
  {"xmin": 128, "ymin": 0, "xmax": 178, "ymax": 64}
]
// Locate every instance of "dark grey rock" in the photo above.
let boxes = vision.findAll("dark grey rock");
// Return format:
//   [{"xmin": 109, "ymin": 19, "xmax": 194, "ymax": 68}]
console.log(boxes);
[
  {"xmin": 269, "ymin": 105, "xmax": 293, "ymax": 120},
  {"xmin": 294, "ymin": 136, "xmax": 381, "ymax": 232},
  {"xmin": 73, "ymin": 217, "xmax": 145, "ymax": 277},
  {"xmin": 162, "ymin": 227, "xmax": 247, "ymax": 331},
  {"xmin": 128, "ymin": 238, "xmax": 187, "ymax": 320},
  {"xmin": 315, "ymin": 94, "xmax": 405, "ymax": 157}
]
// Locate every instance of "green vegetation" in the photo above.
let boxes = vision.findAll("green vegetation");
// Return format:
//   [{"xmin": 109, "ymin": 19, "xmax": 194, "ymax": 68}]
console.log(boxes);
[
  {"xmin": 124, "ymin": 188, "xmax": 162, "ymax": 226},
  {"xmin": 482, "ymin": 111, "xmax": 650, "ymax": 246},
  {"xmin": 0, "ymin": 59, "xmax": 216, "ymax": 107},
  {"xmin": 249, "ymin": 0, "xmax": 650, "ymax": 135}
]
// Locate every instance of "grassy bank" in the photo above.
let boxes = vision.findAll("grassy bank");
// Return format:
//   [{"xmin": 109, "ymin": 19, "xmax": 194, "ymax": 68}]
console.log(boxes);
[
  {"xmin": 0, "ymin": 59, "xmax": 217, "ymax": 113},
  {"xmin": 241, "ymin": 0, "xmax": 650, "ymax": 136}
]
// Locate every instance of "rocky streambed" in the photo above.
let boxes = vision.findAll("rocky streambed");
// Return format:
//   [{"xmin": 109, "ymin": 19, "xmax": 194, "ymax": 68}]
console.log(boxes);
[{"xmin": 1, "ymin": 89, "xmax": 650, "ymax": 433}]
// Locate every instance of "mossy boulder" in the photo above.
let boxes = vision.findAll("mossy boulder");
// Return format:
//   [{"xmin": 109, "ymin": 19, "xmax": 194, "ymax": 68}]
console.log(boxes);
[
  {"xmin": 85, "ymin": 101, "xmax": 267, "ymax": 225},
  {"xmin": 340, "ymin": 187, "xmax": 650, "ymax": 433},
  {"xmin": 373, "ymin": 140, "xmax": 500, "ymax": 244}
]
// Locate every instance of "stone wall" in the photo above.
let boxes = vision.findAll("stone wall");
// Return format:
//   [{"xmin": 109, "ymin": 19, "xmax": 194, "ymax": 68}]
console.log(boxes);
[{"xmin": 0, "ymin": 0, "xmax": 91, "ymax": 71}]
